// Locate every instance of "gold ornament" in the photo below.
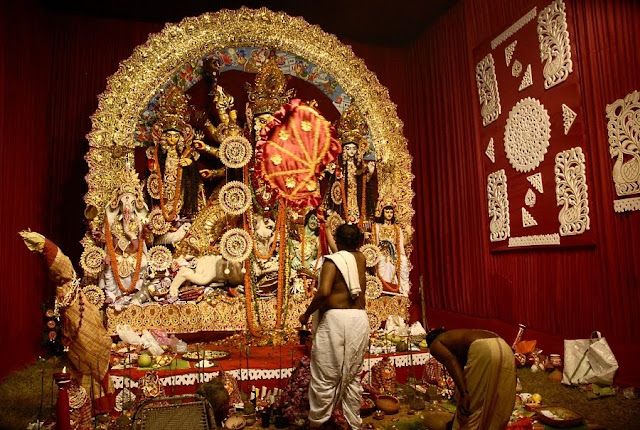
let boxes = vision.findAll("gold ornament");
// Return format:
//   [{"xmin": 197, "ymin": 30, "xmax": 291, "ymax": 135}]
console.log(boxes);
[
  {"xmin": 331, "ymin": 181, "xmax": 343, "ymax": 205},
  {"xmin": 148, "ymin": 245, "xmax": 173, "ymax": 272},
  {"xmin": 246, "ymin": 57, "xmax": 295, "ymax": 116},
  {"xmin": 82, "ymin": 285, "xmax": 105, "ymax": 308},
  {"xmin": 220, "ymin": 228, "xmax": 253, "ymax": 263},
  {"xmin": 117, "ymin": 256, "xmax": 133, "ymax": 278},
  {"xmin": 359, "ymin": 244, "xmax": 381, "ymax": 267},
  {"xmin": 148, "ymin": 207, "xmax": 171, "ymax": 235},
  {"xmin": 366, "ymin": 274, "xmax": 383, "ymax": 300},
  {"xmin": 219, "ymin": 181, "xmax": 251, "ymax": 215},
  {"xmin": 156, "ymin": 86, "xmax": 190, "ymax": 133},
  {"xmin": 146, "ymin": 173, "xmax": 161, "ymax": 199},
  {"xmin": 368, "ymin": 313, "xmax": 380, "ymax": 332},
  {"xmin": 326, "ymin": 211, "xmax": 345, "ymax": 236},
  {"xmin": 337, "ymin": 104, "xmax": 369, "ymax": 154},
  {"xmin": 375, "ymin": 194, "xmax": 399, "ymax": 218},
  {"xmin": 80, "ymin": 246, "xmax": 106, "ymax": 276},
  {"xmin": 108, "ymin": 168, "xmax": 146, "ymax": 211},
  {"xmin": 219, "ymin": 135, "xmax": 252, "ymax": 168}
]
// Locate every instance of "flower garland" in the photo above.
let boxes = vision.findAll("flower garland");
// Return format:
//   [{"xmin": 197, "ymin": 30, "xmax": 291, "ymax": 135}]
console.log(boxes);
[
  {"xmin": 275, "ymin": 202, "xmax": 287, "ymax": 327},
  {"xmin": 104, "ymin": 216, "xmax": 145, "ymax": 294},
  {"xmin": 154, "ymin": 144, "xmax": 189, "ymax": 222},
  {"xmin": 373, "ymin": 223, "xmax": 402, "ymax": 294},
  {"xmin": 281, "ymin": 237, "xmax": 293, "ymax": 326},
  {"xmin": 359, "ymin": 169, "xmax": 367, "ymax": 228}
]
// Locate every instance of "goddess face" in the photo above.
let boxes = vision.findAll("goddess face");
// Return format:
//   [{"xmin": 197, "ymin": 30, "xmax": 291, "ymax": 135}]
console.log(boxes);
[
  {"xmin": 343, "ymin": 142, "xmax": 358, "ymax": 159},
  {"xmin": 164, "ymin": 130, "xmax": 181, "ymax": 147},
  {"xmin": 253, "ymin": 113, "xmax": 274, "ymax": 135},
  {"xmin": 383, "ymin": 207, "xmax": 395, "ymax": 222},
  {"xmin": 306, "ymin": 213, "xmax": 319, "ymax": 232}
]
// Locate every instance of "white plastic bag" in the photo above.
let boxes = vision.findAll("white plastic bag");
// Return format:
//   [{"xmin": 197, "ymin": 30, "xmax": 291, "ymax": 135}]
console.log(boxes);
[{"xmin": 562, "ymin": 331, "xmax": 619, "ymax": 386}]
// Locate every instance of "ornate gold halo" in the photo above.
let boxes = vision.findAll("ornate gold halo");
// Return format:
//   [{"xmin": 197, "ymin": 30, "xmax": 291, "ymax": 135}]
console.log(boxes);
[
  {"xmin": 219, "ymin": 181, "xmax": 251, "ymax": 215},
  {"xmin": 331, "ymin": 182, "xmax": 343, "ymax": 205},
  {"xmin": 84, "ymin": 7, "xmax": 414, "ymax": 260},
  {"xmin": 359, "ymin": 244, "xmax": 381, "ymax": 267},
  {"xmin": 148, "ymin": 245, "xmax": 173, "ymax": 272},
  {"xmin": 80, "ymin": 246, "xmax": 106, "ymax": 276},
  {"xmin": 326, "ymin": 211, "xmax": 345, "ymax": 236},
  {"xmin": 83, "ymin": 284, "xmax": 106, "ymax": 308},
  {"xmin": 365, "ymin": 274, "xmax": 383, "ymax": 300},
  {"xmin": 220, "ymin": 228, "xmax": 253, "ymax": 263},
  {"xmin": 149, "ymin": 207, "xmax": 171, "ymax": 235},
  {"xmin": 219, "ymin": 135, "xmax": 252, "ymax": 168},
  {"xmin": 146, "ymin": 173, "xmax": 161, "ymax": 199}
]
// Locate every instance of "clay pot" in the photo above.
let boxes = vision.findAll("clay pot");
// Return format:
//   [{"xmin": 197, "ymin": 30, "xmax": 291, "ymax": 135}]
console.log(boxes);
[{"xmin": 375, "ymin": 395, "xmax": 400, "ymax": 415}]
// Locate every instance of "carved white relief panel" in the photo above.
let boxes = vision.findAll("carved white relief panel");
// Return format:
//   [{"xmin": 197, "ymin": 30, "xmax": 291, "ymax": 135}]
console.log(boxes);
[
  {"xmin": 487, "ymin": 169, "xmax": 510, "ymax": 242},
  {"xmin": 476, "ymin": 54, "xmax": 502, "ymax": 127},
  {"xmin": 527, "ymin": 172, "xmax": 544, "ymax": 193},
  {"xmin": 519, "ymin": 64, "xmax": 533, "ymax": 91},
  {"xmin": 555, "ymin": 147, "xmax": 590, "ymax": 236},
  {"xmin": 486, "ymin": 138, "xmax": 496, "ymax": 163},
  {"xmin": 504, "ymin": 97, "xmax": 551, "ymax": 173},
  {"xmin": 537, "ymin": 0, "xmax": 573, "ymax": 89},
  {"xmin": 605, "ymin": 90, "xmax": 640, "ymax": 198},
  {"xmin": 562, "ymin": 104, "xmax": 577, "ymax": 135},
  {"xmin": 491, "ymin": 8, "xmax": 537, "ymax": 50},
  {"xmin": 521, "ymin": 207, "xmax": 538, "ymax": 227},
  {"xmin": 509, "ymin": 233, "xmax": 560, "ymax": 247},
  {"xmin": 525, "ymin": 189, "xmax": 537, "ymax": 207},
  {"xmin": 512, "ymin": 59, "xmax": 523, "ymax": 77},
  {"xmin": 614, "ymin": 197, "xmax": 640, "ymax": 213},
  {"xmin": 505, "ymin": 41, "xmax": 517, "ymax": 66}
]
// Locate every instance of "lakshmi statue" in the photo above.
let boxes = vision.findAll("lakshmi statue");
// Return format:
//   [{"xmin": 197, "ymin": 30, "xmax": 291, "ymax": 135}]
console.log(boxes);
[
  {"xmin": 329, "ymin": 105, "xmax": 376, "ymax": 225},
  {"xmin": 372, "ymin": 196, "xmax": 410, "ymax": 295},
  {"xmin": 146, "ymin": 86, "xmax": 202, "ymax": 223}
]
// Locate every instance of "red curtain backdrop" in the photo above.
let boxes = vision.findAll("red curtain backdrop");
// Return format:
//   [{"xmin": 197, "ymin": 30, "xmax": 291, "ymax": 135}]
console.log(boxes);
[
  {"xmin": 2, "ymin": 0, "xmax": 639, "ymax": 386},
  {"xmin": 403, "ymin": 0, "xmax": 640, "ymax": 385}
]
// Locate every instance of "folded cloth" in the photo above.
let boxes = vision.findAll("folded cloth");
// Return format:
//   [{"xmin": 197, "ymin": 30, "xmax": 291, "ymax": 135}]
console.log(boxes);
[{"xmin": 323, "ymin": 251, "xmax": 361, "ymax": 299}]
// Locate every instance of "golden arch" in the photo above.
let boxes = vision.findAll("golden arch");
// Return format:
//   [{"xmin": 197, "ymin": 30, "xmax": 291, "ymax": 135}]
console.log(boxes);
[{"xmin": 84, "ymin": 7, "xmax": 414, "ymax": 250}]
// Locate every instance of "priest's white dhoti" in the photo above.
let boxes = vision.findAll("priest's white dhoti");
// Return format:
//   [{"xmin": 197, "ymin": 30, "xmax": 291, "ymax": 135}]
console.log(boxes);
[{"xmin": 309, "ymin": 309, "xmax": 370, "ymax": 429}]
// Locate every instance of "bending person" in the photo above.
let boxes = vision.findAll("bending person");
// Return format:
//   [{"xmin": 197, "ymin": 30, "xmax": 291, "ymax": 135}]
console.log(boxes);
[
  {"xmin": 299, "ymin": 224, "xmax": 369, "ymax": 430},
  {"xmin": 426, "ymin": 328, "xmax": 516, "ymax": 430}
]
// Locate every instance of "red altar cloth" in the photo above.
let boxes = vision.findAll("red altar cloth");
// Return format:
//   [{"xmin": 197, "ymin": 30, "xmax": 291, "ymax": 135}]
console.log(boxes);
[{"xmin": 107, "ymin": 345, "xmax": 429, "ymax": 398}]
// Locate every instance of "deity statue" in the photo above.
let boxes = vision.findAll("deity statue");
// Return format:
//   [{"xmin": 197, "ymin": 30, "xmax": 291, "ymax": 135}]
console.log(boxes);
[
  {"xmin": 249, "ymin": 211, "xmax": 281, "ymax": 295},
  {"xmin": 245, "ymin": 57, "xmax": 295, "ymax": 185},
  {"xmin": 100, "ymin": 168, "xmax": 151, "ymax": 305},
  {"xmin": 290, "ymin": 210, "xmax": 322, "ymax": 272},
  {"xmin": 329, "ymin": 104, "xmax": 376, "ymax": 225},
  {"xmin": 372, "ymin": 196, "xmax": 410, "ymax": 295},
  {"xmin": 147, "ymin": 86, "xmax": 202, "ymax": 222}
]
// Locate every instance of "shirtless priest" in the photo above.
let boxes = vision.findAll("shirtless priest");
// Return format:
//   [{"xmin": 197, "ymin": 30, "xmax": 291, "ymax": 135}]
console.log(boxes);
[
  {"xmin": 426, "ymin": 328, "xmax": 516, "ymax": 430},
  {"xmin": 299, "ymin": 223, "xmax": 369, "ymax": 430}
]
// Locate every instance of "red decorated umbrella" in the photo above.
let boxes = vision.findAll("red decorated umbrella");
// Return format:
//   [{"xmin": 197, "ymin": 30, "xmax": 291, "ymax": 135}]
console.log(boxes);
[{"xmin": 256, "ymin": 99, "xmax": 341, "ymax": 209}]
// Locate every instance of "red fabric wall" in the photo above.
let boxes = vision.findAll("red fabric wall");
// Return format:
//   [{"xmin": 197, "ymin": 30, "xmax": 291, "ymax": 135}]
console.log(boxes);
[
  {"xmin": 2, "ymin": 0, "xmax": 639, "ymax": 386},
  {"xmin": 403, "ymin": 0, "xmax": 640, "ymax": 385}
]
